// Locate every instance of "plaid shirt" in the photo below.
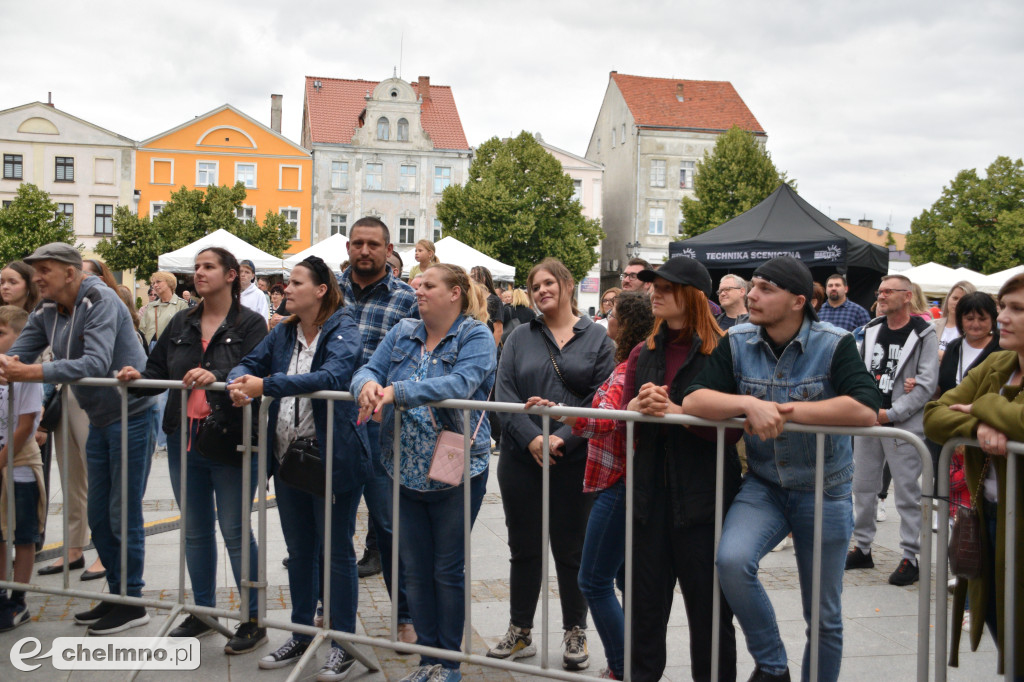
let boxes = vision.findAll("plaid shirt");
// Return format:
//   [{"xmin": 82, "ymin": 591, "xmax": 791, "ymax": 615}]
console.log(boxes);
[
  {"xmin": 574, "ymin": 362, "xmax": 628, "ymax": 493},
  {"xmin": 817, "ymin": 298, "xmax": 871, "ymax": 332},
  {"xmin": 340, "ymin": 266, "xmax": 419, "ymax": 365}
]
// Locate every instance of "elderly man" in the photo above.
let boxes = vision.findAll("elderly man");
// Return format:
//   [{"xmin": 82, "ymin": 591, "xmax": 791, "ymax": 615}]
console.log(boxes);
[
  {"xmin": 716, "ymin": 273, "xmax": 749, "ymax": 330},
  {"xmin": 0, "ymin": 243, "xmax": 157, "ymax": 635}
]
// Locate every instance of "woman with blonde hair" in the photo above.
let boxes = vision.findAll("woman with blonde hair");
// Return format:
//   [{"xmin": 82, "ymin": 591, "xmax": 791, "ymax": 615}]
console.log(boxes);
[
  {"xmin": 933, "ymin": 280, "xmax": 977, "ymax": 356},
  {"xmin": 408, "ymin": 239, "xmax": 439, "ymax": 280}
]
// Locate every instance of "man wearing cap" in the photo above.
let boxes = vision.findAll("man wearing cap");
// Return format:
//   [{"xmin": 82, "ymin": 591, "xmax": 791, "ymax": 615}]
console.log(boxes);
[
  {"xmin": 239, "ymin": 259, "xmax": 269, "ymax": 320},
  {"xmin": 683, "ymin": 255, "xmax": 881, "ymax": 682},
  {"xmin": 0, "ymin": 242, "xmax": 158, "ymax": 635}
]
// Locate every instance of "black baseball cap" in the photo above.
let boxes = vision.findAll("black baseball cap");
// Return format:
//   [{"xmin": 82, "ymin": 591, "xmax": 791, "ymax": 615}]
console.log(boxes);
[
  {"xmin": 637, "ymin": 256, "xmax": 713, "ymax": 298},
  {"xmin": 752, "ymin": 255, "xmax": 818, "ymax": 321}
]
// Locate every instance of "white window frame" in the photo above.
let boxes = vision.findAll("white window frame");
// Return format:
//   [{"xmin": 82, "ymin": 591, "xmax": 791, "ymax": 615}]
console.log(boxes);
[
  {"xmin": 196, "ymin": 160, "xmax": 219, "ymax": 186},
  {"xmin": 56, "ymin": 202, "xmax": 74, "ymax": 225},
  {"xmin": 330, "ymin": 161, "xmax": 349, "ymax": 190},
  {"xmin": 235, "ymin": 162, "xmax": 257, "ymax": 189},
  {"xmin": 330, "ymin": 213, "xmax": 348, "ymax": 236},
  {"xmin": 280, "ymin": 207, "xmax": 301, "ymax": 240},
  {"xmin": 399, "ymin": 164, "xmax": 417, "ymax": 192},
  {"xmin": 432, "ymin": 218, "xmax": 442, "ymax": 243},
  {"xmin": 150, "ymin": 157, "xmax": 175, "ymax": 185},
  {"xmin": 572, "ymin": 179, "xmax": 583, "ymax": 203},
  {"xmin": 235, "ymin": 205, "xmax": 255, "ymax": 222},
  {"xmin": 680, "ymin": 160, "xmax": 695, "ymax": 189},
  {"xmin": 650, "ymin": 159, "xmax": 666, "ymax": 188},
  {"xmin": 150, "ymin": 201, "xmax": 166, "ymax": 217},
  {"xmin": 365, "ymin": 163, "xmax": 383, "ymax": 191},
  {"xmin": 433, "ymin": 166, "xmax": 451, "ymax": 194},
  {"xmin": 377, "ymin": 117, "xmax": 390, "ymax": 140},
  {"xmin": 397, "ymin": 118, "xmax": 409, "ymax": 141},
  {"xmin": 648, "ymin": 206, "xmax": 665, "ymax": 235},
  {"xmin": 278, "ymin": 164, "xmax": 302, "ymax": 191}
]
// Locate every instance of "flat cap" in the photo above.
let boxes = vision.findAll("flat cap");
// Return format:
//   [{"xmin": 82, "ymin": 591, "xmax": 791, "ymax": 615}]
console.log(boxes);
[{"xmin": 24, "ymin": 242, "xmax": 83, "ymax": 268}]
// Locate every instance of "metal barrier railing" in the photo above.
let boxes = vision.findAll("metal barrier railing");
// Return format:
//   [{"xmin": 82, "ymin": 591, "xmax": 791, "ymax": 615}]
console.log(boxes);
[{"xmin": 2, "ymin": 377, "xmax": 952, "ymax": 681}]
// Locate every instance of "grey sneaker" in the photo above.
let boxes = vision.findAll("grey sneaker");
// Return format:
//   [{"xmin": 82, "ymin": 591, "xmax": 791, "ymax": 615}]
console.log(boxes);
[
  {"xmin": 486, "ymin": 623, "xmax": 536, "ymax": 660},
  {"xmin": 562, "ymin": 625, "xmax": 589, "ymax": 670},
  {"xmin": 258, "ymin": 637, "xmax": 309, "ymax": 669},
  {"xmin": 399, "ymin": 665, "xmax": 442, "ymax": 682},
  {"xmin": 316, "ymin": 646, "xmax": 355, "ymax": 682}
]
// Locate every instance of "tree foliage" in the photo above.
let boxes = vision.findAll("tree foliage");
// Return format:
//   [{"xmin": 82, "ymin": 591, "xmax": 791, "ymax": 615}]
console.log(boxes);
[
  {"xmin": 905, "ymin": 156, "xmax": 1024, "ymax": 273},
  {"xmin": 679, "ymin": 126, "xmax": 794, "ymax": 238},
  {"xmin": 96, "ymin": 182, "xmax": 295, "ymax": 280},
  {"xmin": 436, "ymin": 131, "xmax": 603, "ymax": 285},
  {"xmin": 0, "ymin": 183, "xmax": 77, "ymax": 264}
]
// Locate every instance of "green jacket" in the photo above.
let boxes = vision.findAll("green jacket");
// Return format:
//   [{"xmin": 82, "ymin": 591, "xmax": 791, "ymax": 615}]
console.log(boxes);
[{"xmin": 923, "ymin": 349, "xmax": 1024, "ymax": 674}]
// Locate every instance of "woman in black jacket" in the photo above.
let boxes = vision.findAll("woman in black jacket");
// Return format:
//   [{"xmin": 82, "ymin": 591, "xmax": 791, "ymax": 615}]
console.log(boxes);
[
  {"xmin": 624, "ymin": 257, "xmax": 740, "ymax": 682},
  {"xmin": 118, "ymin": 247, "xmax": 268, "ymax": 653}
]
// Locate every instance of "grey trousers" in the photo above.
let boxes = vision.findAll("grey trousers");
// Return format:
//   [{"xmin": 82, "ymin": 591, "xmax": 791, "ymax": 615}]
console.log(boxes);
[{"xmin": 852, "ymin": 434, "xmax": 922, "ymax": 560}]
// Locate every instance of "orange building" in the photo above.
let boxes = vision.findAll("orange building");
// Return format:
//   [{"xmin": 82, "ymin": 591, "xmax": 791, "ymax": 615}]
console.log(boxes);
[{"xmin": 136, "ymin": 102, "xmax": 312, "ymax": 253}]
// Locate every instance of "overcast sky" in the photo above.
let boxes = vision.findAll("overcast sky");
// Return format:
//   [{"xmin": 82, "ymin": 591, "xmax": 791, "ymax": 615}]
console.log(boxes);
[{"xmin": 5, "ymin": 0, "xmax": 1022, "ymax": 234}]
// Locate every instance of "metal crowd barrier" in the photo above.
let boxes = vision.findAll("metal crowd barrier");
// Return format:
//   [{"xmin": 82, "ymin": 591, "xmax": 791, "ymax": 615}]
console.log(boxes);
[{"xmin": 2, "ymin": 378, "xmax": 957, "ymax": 681}]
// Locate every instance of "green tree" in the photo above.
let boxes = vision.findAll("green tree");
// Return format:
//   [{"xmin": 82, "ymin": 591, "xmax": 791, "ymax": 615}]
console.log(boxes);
[
  {"xmin": 679, "ymin": 126, "xmax": 794, "ymax": 238},
  {"xmin": 905, "ymin": 156, "xmax": 1024, "ymax": 273},
  {"xmin": 436, "ymin": 132, "xmax": 603, "ymax": 285},
  {"xmin": 0, "ymin": 183, "xmax": 77, "ymax": 264},
  {"xmin": 95, "ymin": 207, "xmax": 162, "ymax": 279}
]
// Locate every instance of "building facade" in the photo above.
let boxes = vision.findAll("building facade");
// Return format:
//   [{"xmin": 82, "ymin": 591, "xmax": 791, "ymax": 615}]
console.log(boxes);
[
  {"xmin": 301, "ymin": 75, "xmax": 472, "ymax": 248},
  {"xmin": 0, "ymin": 101, "xmax": 136, "ymax": 258},
  {"xmin": 136, "ymin": 102, "xmax": 312, "ymax": 254},
  {"xmin": 585, "ymin": 72, "xmax": 765, "ymax": 289}
]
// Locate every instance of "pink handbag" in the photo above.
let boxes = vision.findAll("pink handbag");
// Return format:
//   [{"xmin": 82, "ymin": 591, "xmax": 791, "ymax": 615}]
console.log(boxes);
[{"xmin": 427, "ymin": 410, "xmax": 486, "ymax": 486}]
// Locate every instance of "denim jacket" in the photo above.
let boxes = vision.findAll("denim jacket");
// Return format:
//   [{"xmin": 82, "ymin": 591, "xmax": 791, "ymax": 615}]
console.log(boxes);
[
  {"xmin": 728, "ymin": 317, "xmax": 852, "ymax": 491},
  {"xmin": 350, "ymin": 315, "xmax": 496, "ymax": 489},
  {"xmin": 227, "ymin": 306, "xmax": 370, "ymax": 494}
]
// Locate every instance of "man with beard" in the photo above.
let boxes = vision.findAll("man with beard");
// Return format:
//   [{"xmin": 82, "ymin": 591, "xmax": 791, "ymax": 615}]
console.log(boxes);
[{"xmin": 817, "ymin": 274, "xmax": 870, "ymax": 332}]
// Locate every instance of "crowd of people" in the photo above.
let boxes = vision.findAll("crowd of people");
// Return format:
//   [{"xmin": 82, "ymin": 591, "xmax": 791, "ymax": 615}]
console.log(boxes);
[{"xmin": 0, "ymin": 222, "xmax": 1021, "ymax": 682}]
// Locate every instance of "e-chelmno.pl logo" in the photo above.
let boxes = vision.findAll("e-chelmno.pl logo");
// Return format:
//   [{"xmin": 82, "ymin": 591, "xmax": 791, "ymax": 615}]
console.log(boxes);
[{"xmin": 9, "ymin": 636, "xmax": 200, "ymax": 672}]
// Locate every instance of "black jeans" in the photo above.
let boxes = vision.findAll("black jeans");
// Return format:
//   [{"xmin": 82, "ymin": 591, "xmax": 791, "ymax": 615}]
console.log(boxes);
[
  {"xmin": 631, "ymin": 488, "xmax": 737, "ymax": 682},
  {"xmin": 498, "ymin": 452, "xmax": 593, "ymax": 630}
]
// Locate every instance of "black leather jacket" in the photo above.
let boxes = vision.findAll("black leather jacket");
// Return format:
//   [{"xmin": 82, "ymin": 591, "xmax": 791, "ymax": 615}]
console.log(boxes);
[{"xmin": 138, "ymin": 300, "xmax": 267, "ymax": 434}]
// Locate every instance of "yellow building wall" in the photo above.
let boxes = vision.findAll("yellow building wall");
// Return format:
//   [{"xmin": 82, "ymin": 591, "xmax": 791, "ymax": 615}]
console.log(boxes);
[{"xmin": 136, "ymin": 108, "xmax": 312, "ymax": 254}]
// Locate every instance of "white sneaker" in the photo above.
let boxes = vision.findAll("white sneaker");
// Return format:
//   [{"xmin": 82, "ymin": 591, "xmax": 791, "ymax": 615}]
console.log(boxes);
[
  {"xmin": 876, "ymin": 501, "xmax": 888, "ymax": 522},
  {"xmin": 770, "ymin": 536, "xmax": 791, "ymax": 552}
]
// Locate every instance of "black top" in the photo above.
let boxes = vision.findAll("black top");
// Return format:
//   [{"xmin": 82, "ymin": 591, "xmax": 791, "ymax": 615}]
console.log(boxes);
[
  {"xmin": 485, "ymin": 293, "xmax": 503, "ymax": 333},
  {"xmin": 937, "ymin": 335, "xmax": 1001, "ymax": 395},
  {"xmin": 870, "ymin": 323, "xmax": 913, "ymax": 408}
]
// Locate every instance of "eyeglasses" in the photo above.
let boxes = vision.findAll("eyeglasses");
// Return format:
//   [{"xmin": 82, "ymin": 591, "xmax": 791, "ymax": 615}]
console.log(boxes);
[
  {"xmin": 874, "ymin": 288, "xmax": 910, "ymax": 298},
  {"xmin": 717, "ymin": 286, "xmax": 743, "ymax": 295},
  {"xmin": 620, "ymin": 272, "xmax": 640, "ymax": 281},
  {"xmin": 602, "ymin": 297, "xmax": 617, "ymax": 305}
]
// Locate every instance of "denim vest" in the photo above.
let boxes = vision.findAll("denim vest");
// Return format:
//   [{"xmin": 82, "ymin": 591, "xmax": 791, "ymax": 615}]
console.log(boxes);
[{"xmin": 728, "ymin": 317, "xmax": 852, "ymax": 491}]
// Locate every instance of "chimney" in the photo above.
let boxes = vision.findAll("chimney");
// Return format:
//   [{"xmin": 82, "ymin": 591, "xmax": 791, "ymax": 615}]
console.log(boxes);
[
  {"xmin": 837, "ymin": 217, "xmax": 850, "ymax": 224},
  {"xmin": 47, "ymin": 91, "xmax": 54, "ymax": 107},
  {"xmin": 676, "ymin": 83, "xmax": 685, "ymax": 102},
  {"xmin": 417, "ymin": 76, "xmax": 431, "ymax": 103},
  {"xmin": 858, "ymin": 218, "xmax": 873, "ymax": 228},
  {"xmin": 270, "ymin": 94, "xmax": 283, "ymax": 133}
]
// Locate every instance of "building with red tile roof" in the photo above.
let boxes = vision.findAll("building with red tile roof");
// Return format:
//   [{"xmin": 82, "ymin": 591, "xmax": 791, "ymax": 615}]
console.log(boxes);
[
  {"xmin": 585, "ymin": 71, "xmax": 766, "ymax": 289},
  {"xmin": 301, "ymin": 75, "xmax": 472, "ymax": 247}
]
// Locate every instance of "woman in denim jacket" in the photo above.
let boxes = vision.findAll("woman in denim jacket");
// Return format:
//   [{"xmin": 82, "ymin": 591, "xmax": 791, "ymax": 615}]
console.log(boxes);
[
  {"xmin": 227, "ymin": 256, "xmax": 370, "ymax": 682},
  {"xmin": 352, "ymin": 264, "xmax": 496, "ymax": 682}
]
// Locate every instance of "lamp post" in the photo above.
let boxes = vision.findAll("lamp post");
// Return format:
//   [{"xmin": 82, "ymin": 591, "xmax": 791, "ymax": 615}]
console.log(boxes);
[{"xmin": 626, "ymin": 240, "xmax": 641, "ymax": 259}]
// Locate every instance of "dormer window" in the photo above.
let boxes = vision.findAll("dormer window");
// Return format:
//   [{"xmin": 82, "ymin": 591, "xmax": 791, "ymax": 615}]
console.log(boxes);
[
  {"xmin": 377, "ymin": 117, "xmax": 390, "ymax": 140},
  {"xmin": 391, "ymin": 89, "xmax": 398, "ymax": 98},
  {"xmin": 397, "ymin": 118, "xmax": 409, "ymax": 141}
]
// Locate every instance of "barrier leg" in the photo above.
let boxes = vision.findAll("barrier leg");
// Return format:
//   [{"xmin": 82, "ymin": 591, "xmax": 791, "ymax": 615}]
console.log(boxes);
[
  {"xmin": 810, "ymin": 433, "xmax": 824, "ymax": 682},
  {"xmin": 623, "ymin": 420, "xmax": 634, "ymax": 682},
  {"xmin": 1005, "ymin": 451, "xmax": 1017, "ymax": 679},
  {"xmin": 541, "ymin": 414, "xmax": 550, "ymax": 671}
]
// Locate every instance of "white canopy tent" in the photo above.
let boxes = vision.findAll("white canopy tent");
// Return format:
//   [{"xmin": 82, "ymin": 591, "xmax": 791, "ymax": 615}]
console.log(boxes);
[
  {"xmin": 398, "ymin": 236, "xmax": 516, "ymax": 282},
  {"xmin": 981, "ymin": 266, "xmax": 1024, "ymax": 294},
  {"xmin": 284, "ymin": 234, "xmax": 349, "ymax": 273},
  {"xmin": 898, "ymin": 262, "xmax": 968, "ymax": 297},
  {"xmin": 158, "ymin": 229, "xmax": 286, "ymax": 275}
]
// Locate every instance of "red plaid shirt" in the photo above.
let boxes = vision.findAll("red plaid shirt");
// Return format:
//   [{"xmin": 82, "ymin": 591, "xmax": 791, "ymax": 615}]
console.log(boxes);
[{"xmin": 575, "ymin": 363, "xmax": 629, "ymax": 493}]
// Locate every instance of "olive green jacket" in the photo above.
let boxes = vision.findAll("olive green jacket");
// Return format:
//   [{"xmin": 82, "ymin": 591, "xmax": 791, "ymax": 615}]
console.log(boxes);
[{"xmin": 923, "ymin": 349, "xmax": 1024, "ymax": 673}]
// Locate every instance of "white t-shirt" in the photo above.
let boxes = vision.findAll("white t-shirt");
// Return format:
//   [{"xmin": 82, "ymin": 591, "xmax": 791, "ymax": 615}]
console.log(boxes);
[
  {"xmin": 939, "ymin": 325, "xmax": 960, "ymax": 353},
  {"xmin": 956, "ymin": 343, "xmax": 985, "ymax": 383},
  {"xmin": 0, "ymin": 382, "xmax": 42, "ymax": 482}
]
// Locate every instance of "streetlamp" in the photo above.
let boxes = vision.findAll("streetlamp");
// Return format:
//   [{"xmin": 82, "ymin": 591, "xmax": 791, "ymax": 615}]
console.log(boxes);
[{"xmin": 626, "ymin": 240, "xmax": 641, "ymax": 258}]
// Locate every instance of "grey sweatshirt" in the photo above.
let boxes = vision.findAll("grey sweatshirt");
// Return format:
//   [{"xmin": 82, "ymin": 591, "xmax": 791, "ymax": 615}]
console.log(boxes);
[{"xmin": 9, "ymin": 275, "xmax": 155, "ymax": 427}]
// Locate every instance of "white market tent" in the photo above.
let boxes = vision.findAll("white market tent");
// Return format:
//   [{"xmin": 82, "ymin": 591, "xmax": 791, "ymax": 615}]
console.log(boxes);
[
  {"xmin": 898, "ymin": 262, "xmax": 967, "ymax": 297},
  {"xmin": 284, "ymin": 234, "xmax": 349, "ymax": 273},
  {"xmin": 981, "ymin": 265, "xmax": 1024, "ymax": 294},
  {"xmin": 158, "ymin": 229, "xmax": 286, "ymax": 275},
  {"xmin": 398, "ymin": 236, "xmax": 516, "ymax": 282}
]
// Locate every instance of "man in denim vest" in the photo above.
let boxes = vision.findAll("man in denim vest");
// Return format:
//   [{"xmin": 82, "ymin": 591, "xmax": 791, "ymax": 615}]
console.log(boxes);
[{"xmin": 683, "ymin": 255, "xmax": 881, "ymax": 682}]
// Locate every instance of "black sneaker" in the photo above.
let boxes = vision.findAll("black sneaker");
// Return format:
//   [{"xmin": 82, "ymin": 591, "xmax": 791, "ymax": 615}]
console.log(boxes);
[
  {"xmin": 845, "ymin": 547, "xmax": 874, "ymax": 570},
  {"xmin": 258, "ymin": 637, "xmax": 310, "ymax": 670},
  {"xmin": 87, "ymin": 604, "xmax": 150, "ymax": 635},
  {"xmin": 169, "ymin": 614, "xmax": 216, "ymax": 638},
  {"xmin": 225, "ymin": 619, "xmax": 268, "ymax": 655},
  {"xmin": 357, "ymin": 549, "xmax": 382, "ymax": 578},
  {"xmin": 74, "ymin": 600, "xmax": 115, "ymax": 625},
  {"xmin": 747, "ymin": 665, "xmax": 791, "ymax": 681},
  {"xmin": 317, "ymin": 646, "xmax": 355, "ymax": 681},
  {"xmin": 889, "ymin": 558, "xmax": 920, "ymax": 586}
]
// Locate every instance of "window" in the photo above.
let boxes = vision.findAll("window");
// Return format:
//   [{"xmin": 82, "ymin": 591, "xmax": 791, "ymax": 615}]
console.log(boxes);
[
  {"xmin": 279, "ymin": 165, "xmax": 301, "ymax": 191},
  {"xmin": 55, "ymin": 156, "xmax": 74, "ymax": 182},
  {"xmin": 432, "ymin": 218, "xmax": 442, "ymax": 242},
  {"xmin": 94, "ymin": 204, "xmax": 113, "ymax": 235},
  {"xmin": 151, "ymin": 159, "xmax": 173, "ymax": 184},
  {"xmin": 377, "ymin": 117, "xmax": 390, "ymax": 140},
  {"xmin": 56, "ymin": 203, "xmax": 74, "ymax": 224},
  {"xmin": 399, "ymin": 164, "xmax": 416, "ymax": 191},
  {"xmin": 281, "ymin": 208, "xmax": 300, "ymax": 239},
  {"xmin": 235, "ymin": 206, "xmax": 254, "ymax": 221},
  {"xmin": 1, "ymin": 200, "xmax": 12, "ymax": 209},
  {"xmin": 197, "ymin": 161, "xmax": 218, "ymax": 186},
  {"xmin": 398, "ymin": 217, "xmax": 415, "ymax": 245},
  {"xmin": 365, "ymin": 163, "xmax": 383, "ymax": 190},
  {"xmin": 650, "ymin": 159, "xmax": 666, "ymax": 188},
  {"xmin": 330, "ymin": 161, "xmax": 348, "ymax": 190},
  {"xmin": 3, "ymin": 154, "xmax": 23, "ymax": 180},
  {"xmin": 150, "ymin": 202, "xmax": 166, "ymax": 217},
  {"xmin": 235, "ymin": 163, "xmax": 256, "ymax": 188},
  {"xmin": 397, "ymin": 118, "xmax": 409, "ymax": 141},
  {"xmin": 433, "ymin": 166, "xmax": 451, "ymax": 194},
  {"xmin": 648, "ymin": 207, "xmax": 665, "ymax": 235},
  {"xmin": 679, "ymin": 161, "xmax": 695, "ymax": 189},
  {"xmin": 572, "ymin": 179, "xmax": 583, "ymax": 203},
  {"xmin": 94, "ymin": 158, "xmax": 114, "ymax": 184},
  {"xmin": 330, "ymin": 213, "xmax": 347, "ymax": 236}
]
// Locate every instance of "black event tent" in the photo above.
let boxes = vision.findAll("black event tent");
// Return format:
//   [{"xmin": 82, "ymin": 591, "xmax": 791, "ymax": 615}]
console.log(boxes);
[{"xmin": 669, "ymin": 185, "xmax": 888, "ymax": 309}]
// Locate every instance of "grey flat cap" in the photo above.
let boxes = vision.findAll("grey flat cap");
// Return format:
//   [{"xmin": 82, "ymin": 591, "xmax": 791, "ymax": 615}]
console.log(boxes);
[{"xmin": 24, "ymin": 242, "xmax": 83, "ymax": 268}]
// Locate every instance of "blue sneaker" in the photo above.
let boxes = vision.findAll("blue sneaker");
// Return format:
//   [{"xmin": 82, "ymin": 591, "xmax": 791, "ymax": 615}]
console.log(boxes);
[{"xmin": 0, "ymin": 602, "xmax": 30, "ymax": 632}]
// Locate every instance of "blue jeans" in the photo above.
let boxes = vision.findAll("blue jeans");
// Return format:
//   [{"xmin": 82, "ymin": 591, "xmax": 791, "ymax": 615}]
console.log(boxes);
[
  {"xmin": 276, "ymin": 477, "xmax": 361, "ymax": 647},
  {"xmin": 400, "ymin": 470, "xmax": 487, "ymax": 669},
  {"xmin": 716, "ymin": 474, "xmax": 853, "ymax": 682},
  {"xmin": 578, "ymin": 480, "xmax": 626, "ymax": 678},
  {"xmin": 154, "ymin": 391, "xmax": 169, "ymax": 449},
  {"xmin": 0, "ymin": 481, "xmax": 41, "ymax": 546},
  {"xmin": 85, "ymin": 407, "xmax": 158, "ymax": 597},
  {"xmin": 364, "ymin": 421, "xmax": 411, "ymax": 623},
  {"xmin": 167, "ymin": 421, "xmax": 259, "ymax": 617}
]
